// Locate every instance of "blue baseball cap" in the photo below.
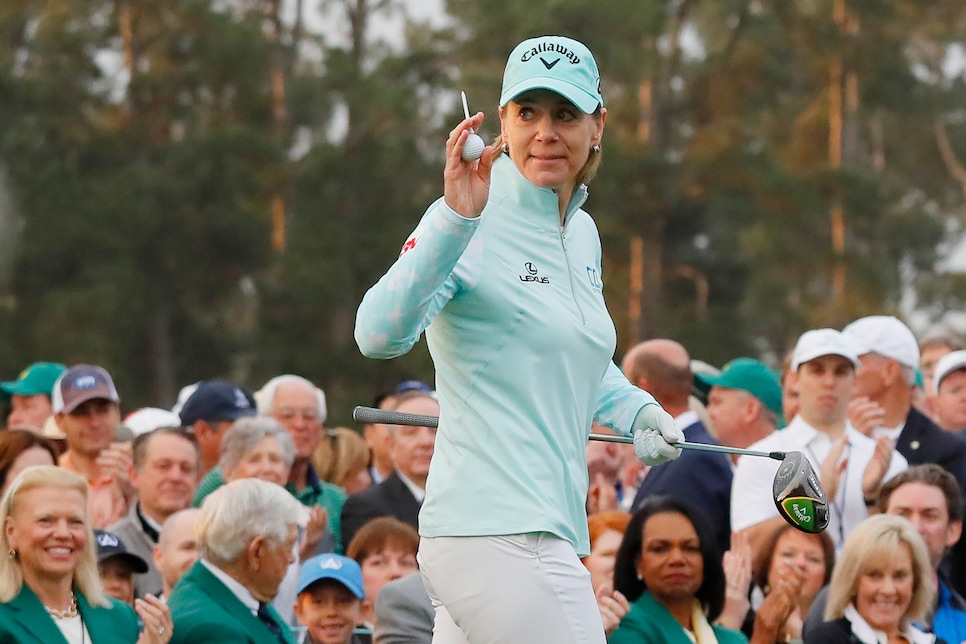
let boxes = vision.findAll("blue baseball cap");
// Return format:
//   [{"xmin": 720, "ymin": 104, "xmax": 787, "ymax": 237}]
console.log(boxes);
[
  {"xmin": 395, "ymin": 380, "xmax": 433, "ymax": 394},
  {"xmin": 500, "ymin": 36, "xmax": 603, "ymax": 114},
  {"xmin": 297, "ymin": 554, "xmax": 365, "ymax": 599},
  {"xmin": 178, "ymin": 381, "xmax": 256, "ymax": 426}
]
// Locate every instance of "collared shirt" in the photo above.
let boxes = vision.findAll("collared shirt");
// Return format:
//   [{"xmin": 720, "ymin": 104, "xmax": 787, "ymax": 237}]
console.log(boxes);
[
  {"xmin": 200, "ymin": 559, "xmax": 260, "ymax": 617},
  {"xmin": 730, "ymin": 415, "xmax": 907, "ymax": 551},
  {"xmin": 395, "ymin": 470, "xmax": 426, "ymax": 503},
  {"xmin": 286, "ymin": 463, "xmax": 348, "ymax": 554},
  {"xmin": 369, "ymin": 466, "xmax": 386, "ymax": 485},
  {"xmin": 58, "ymin": 451, "xmax": 127, "ymax": 530},
  {"xmin": 675, "ymin": 410, "xmax": 699, "ymax": 433},
  {"xmin": 872, "ymin": 421, "xmax": 905, "ymax": 443},
  {"xmin": 136, "ymin": 503, "xmax": 163, "ymax": 543},
  {"xmin": 844, "ymin": 603, "xmax": 935, "ymax": 644}
]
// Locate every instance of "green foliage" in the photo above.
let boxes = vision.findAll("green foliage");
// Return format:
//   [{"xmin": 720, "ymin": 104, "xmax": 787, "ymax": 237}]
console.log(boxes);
[{"xmin": 0, "ymin": 0, "xmax": 964, "ymax": 421}]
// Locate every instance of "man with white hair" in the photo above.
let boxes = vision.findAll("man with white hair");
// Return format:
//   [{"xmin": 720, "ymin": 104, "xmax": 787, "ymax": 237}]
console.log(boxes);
[
  {"xmin": 169, "ymin": 478, "xmax": 303, "ymax": 644},
  {"xmin": 255, "ymin": 374, "xmax": 347, "ymax": 553},
  {"xmin": 842, "ymin": 315, "xmax": 966, "ymax": 485}
]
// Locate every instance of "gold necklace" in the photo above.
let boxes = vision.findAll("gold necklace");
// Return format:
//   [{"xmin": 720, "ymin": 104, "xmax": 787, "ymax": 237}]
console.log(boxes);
[{"xmin": 44, "ymin": 593, "xmax": 77, "ymax": 619}]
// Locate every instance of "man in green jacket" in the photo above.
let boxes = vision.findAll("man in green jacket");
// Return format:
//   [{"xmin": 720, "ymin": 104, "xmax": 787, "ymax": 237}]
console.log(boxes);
[{"xmin": 169, "ymin": 478, "xmax": 303, "ymax": 644}]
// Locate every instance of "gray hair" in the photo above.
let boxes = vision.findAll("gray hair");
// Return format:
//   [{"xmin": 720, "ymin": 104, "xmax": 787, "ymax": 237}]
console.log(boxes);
[
  {"xmin": 219, "ymin": 416, "xmax": 296, "ymax": 474},
  {"xmin": 197, "ymin": 478, "xmax": 302, "ymax": 567},
  {"xmin": 253, "ymin": 374, "xmax": 327, "ymax": 423}
]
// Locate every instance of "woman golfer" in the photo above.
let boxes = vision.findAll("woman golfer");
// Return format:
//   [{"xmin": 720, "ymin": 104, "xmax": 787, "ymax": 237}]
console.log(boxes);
[{"xmin": 355, "ymin": 35, "xmax": 682, "ymax": 643}]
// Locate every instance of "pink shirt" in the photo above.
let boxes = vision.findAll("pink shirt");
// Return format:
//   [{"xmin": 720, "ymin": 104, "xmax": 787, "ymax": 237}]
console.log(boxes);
[{"xmin": 59, "ymin": 451, "xmax": 128, "ymax": 529}]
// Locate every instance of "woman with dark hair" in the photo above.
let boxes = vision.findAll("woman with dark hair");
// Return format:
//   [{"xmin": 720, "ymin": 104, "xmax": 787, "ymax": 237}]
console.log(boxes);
[
  {"xmin": 0, "ymin": 428, "xmax": 59, "ymax": 496},
  {"xmin": 610, "ymin": 496, "xmax": 747, "ymax": 644}
]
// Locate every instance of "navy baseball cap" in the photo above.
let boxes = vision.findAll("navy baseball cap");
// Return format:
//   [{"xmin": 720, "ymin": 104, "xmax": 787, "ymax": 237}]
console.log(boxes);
[
  {"xmin": 178, "ymin": 381, "xmax": 256, "ymax": 426},
  {"xmin": 396, "ymin": 380, "xmax": 433, "ymax": 394},
  {"xmin": 94, "ymin": 531, "xmax": 149, "ymax": 573},
  {"xmin": 297, "ymin": 554, "xmax": 365, "ymax": 598}
]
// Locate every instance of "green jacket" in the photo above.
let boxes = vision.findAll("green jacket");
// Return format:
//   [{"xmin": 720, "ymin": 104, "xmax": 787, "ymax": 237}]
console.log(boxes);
[
  {"xmin": 0, "ymin": 584, "xmax": 139, "ymax": 643},
  {"xmin": 168, "ymin": 561, "xmax": 296, "ymax": 644},
  {"xmin": 609, "ymin": 591, "xmax": 748, "ymax": 644}
]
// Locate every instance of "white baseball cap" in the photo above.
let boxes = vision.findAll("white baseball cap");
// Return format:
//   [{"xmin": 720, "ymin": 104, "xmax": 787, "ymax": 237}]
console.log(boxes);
[
  {"xmin": 842, "ymin": 315, "xmax": 920, "ymax": 369},
  {"xmin": 791, "ymin": 328, "xmax": 861, "ymax": 371},
  {"xmin": 933, "ymin": 350, "xmax": 966, "ymax": 395},
  {"xmin": 123, "ymin": 407, "xmax": 182, "ymax": 436}
]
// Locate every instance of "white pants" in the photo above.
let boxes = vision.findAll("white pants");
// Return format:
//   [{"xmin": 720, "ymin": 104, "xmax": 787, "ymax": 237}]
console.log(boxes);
[{"xmin": 418, "ymin": 533, "xmax": 606, "ymax": 644}]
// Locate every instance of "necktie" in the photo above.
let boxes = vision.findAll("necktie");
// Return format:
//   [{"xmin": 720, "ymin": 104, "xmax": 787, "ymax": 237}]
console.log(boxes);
[{"xmin": 257, "ymin": 602, "xmax": 286, "ymax": 643}]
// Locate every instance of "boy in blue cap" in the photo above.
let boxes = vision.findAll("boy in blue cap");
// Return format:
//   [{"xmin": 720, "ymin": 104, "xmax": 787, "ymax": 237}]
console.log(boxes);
[{"xmin": 295, "ymin": 554, "xmax": 369, "ymax": 644}]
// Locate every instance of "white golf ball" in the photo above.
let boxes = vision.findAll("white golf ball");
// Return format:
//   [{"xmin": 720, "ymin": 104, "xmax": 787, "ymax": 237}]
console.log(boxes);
[{"xmin": 461, "ymin": 132, "xmax": 485, "ymax": 161}]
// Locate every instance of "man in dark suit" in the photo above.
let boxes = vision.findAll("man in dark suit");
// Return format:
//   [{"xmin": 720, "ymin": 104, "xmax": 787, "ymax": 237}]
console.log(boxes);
[
  {"xmin": 169, "ymin": 478, "xmax": 303, "ymax": 644},
  {"xmin": 341, "ymin": 391, "xmax": 438, "ymax": 549},
  {"xmin": 843, "ymin": 315, "xmax": 966, "ymax": 596},
  {"xmin": 624, "ymin": 339, "xmax": 733, "ymax": 555}
]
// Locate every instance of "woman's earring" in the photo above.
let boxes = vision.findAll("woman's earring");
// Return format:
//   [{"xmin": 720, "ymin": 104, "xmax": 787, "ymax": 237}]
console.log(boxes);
[
  {"xmin": 591, "ymin": 144, "xmax": 601, "ymax": 154},
  {"xmin": 7, "ymin": 550, "xmax": 15, "ymax": 559}
]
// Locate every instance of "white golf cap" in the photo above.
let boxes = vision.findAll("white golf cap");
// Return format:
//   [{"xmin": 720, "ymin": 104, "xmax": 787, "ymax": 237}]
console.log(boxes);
[
  {"xmin": 791, "ymin": 328, "xmax": 861, "ymax": 371},
  {"xmin": 842, "ymin": 315, "xmax": 920, "ymax": 369},
  {"xmin": 124, "ymin": 407, "xmax": 182, "ymax": 436},
  {"xmin": 933, "ymin": 350, "xmax": 966, "ymax": 395}
]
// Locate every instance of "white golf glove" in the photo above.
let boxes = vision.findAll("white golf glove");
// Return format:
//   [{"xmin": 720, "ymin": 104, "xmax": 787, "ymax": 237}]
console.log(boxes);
[{"xmin": 632, "ymin": 404, "xmax": 683, "ymax": 466}]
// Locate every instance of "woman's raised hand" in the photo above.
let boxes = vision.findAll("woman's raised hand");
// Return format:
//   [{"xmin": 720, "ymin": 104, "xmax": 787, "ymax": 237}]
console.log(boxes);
[{"xmin": 443, "ymin": 112, "xmax": 493, "ymax": 218}]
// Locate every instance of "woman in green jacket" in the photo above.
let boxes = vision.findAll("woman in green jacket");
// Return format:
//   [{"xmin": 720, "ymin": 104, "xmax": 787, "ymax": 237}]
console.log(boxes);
[
  {"xmin": 0, "ymin": 465, "xmax": 171, "ymax": 643},
  {"xmin": 610, "ymin": 497, "xmax": 747, "ymax": 644}
]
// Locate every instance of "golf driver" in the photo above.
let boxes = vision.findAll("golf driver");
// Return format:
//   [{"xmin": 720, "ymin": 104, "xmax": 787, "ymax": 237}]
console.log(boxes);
[{"xmin": 352, "ymin": 405, "xmax": 829, "ymax": 534}]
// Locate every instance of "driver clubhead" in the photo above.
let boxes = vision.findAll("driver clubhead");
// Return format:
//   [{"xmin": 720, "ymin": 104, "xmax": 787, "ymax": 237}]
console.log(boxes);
[{"xmin": 772, "ymin": 451, "xmax": 829, "ymax": 534}]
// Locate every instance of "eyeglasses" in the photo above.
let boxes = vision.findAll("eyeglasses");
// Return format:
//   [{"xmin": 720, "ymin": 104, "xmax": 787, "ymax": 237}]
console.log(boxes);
[{"xmin": 274, "ymin": 408, "xmax": 321, "ymax": 423}]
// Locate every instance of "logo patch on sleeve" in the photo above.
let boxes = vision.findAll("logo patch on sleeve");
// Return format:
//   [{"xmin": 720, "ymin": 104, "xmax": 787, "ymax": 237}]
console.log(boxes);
[{"xmin": 399, "ymin": 236, "xmax": 418, "ymax": 257}]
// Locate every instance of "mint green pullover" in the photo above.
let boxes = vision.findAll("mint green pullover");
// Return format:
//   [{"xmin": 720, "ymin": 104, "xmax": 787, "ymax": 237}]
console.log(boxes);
[{"xmin": 355, "ymin": 155, "xmax": 658, "ymax": 556}]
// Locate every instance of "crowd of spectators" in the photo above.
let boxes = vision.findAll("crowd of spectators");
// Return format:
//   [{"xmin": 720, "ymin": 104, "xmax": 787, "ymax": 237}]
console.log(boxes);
[{"xmin": 1, "ymin": 313, "xmax": 965, "ymax": 642}]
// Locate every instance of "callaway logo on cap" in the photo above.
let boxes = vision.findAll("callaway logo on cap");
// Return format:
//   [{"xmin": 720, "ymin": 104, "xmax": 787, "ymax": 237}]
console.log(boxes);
[{"xmin": 500, "ymin": 35, "xmax": 603, "ymax": 115}]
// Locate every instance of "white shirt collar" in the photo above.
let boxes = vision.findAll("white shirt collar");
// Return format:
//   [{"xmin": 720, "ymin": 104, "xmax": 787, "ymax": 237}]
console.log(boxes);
[
  {"xmin": 674, "ymin": 410, "xmax": 699, "ymax": 432},
  {"xmin": 138, "ymin": 503, "xmax": 164, "ymax": 533},
  {"xmin": 200, "ymin": 559, "xmax": 259, "ymax": 615},
  {"xmin": 395, "ymin": 470, "xmax": 426, "ymax": 503},
  {"xmin": 844, "ymin": 603, "xmax": 934, "ymax": 644},
  {"xmin": 872, "ymin": 422, "xmax": 905, "ymax": 442}
]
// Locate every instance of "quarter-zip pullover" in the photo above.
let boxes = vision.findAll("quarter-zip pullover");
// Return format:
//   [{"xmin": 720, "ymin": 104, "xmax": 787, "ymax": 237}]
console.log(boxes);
[{"xmin": 355, "ymin": 154, "xmax": 658, "ymax": 555}]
